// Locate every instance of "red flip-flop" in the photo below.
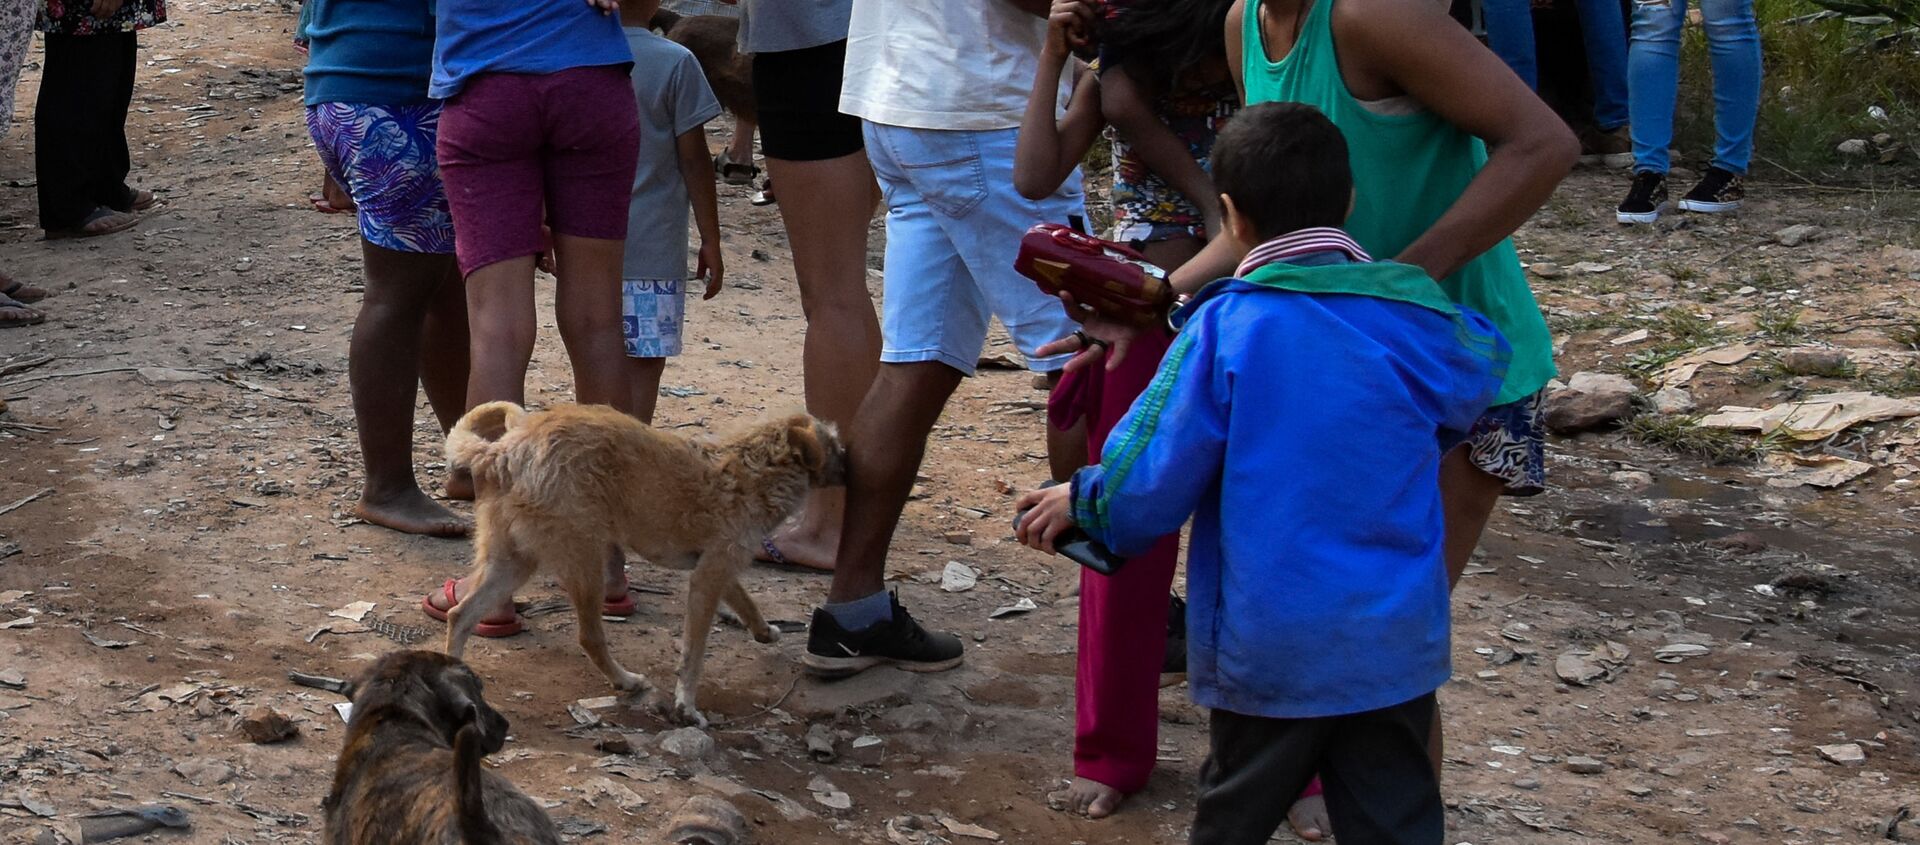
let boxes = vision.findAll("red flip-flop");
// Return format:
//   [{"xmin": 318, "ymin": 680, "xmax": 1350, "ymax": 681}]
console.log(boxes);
[
  {"xmin": 421, "ymin": 578, "xmax": 525, "ymax": 637},
  {"xmin": 603, "ymin": 580, "xmax": 636, "ymax": 617}
]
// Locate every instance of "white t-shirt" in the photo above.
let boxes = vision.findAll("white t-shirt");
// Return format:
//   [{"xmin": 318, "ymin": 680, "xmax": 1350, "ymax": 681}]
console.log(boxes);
[{"xmin": 839, "ymin": 0, "xmax": 1050, "ymax": 131}]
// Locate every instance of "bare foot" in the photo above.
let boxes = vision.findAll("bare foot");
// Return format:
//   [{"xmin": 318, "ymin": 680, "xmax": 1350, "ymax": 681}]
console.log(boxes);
[
  {"xmin": 1047, "ymin": 777, "xmax": 1125, "ymax": 819},
  {"xmin": 756, "ymin": 524, "xmax": 838, "ymax": 572},
  {"xmin": 1288, "ymin": 793, "xmax": 1331, "ymax": 842},
  {"xmin": 446, "ymin": 468, "xmax": 475, "ymax": 501},
  {"xmin": 353, "ymin": 487, "xmax": 470, "ymax": 538}
]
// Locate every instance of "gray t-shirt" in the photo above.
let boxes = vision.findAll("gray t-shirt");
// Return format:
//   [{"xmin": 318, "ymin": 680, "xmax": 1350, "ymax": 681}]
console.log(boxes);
[
  {"xmin": 739, "ymin": 0, "xmax": 849, "ymax": 54},
  {"xmin": 623, "ymin": 27, "xmax": 724, "ymax": 281}
]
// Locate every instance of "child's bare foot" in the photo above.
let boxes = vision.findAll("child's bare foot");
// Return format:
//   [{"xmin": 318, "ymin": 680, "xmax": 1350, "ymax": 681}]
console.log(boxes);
[
  {"xmin": 756, "ymin": 524, "xmax": 838, "ymax": 572},
  {"xmin": 1047, "ymin": 777, "xmax": 1125, "ymax": 819},
  {"xmin": 353, "ymin": 487, "xmax": 470, "ymax": 538},
  {"xmin": 446, "ymin": 468, "xmax": 475, "ymax": 501},
  {"xmin": 1288, "ymin": 793, "xmax": 1331, "ymax": 841}
]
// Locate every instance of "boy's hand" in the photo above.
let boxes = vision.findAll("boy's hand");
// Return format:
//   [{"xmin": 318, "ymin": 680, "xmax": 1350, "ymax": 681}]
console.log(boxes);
[
  {"xmin": 1038, "ymin": 291, "xmax": 1145, "ymax": 374},
  {"xmin": 584, "ymin": 0, "xmax": 618, "ymax": 13},
  {"xmin": 1014, "ymin": 484, "xmax": 1077, "ymax": 554},
  {"xmin": 697, "ymin": 241, "xmax": 723, "ymax": 300},
  {"xmin": 1045, "ymin": 0, "xmax": 1097, "ymax": 57}
]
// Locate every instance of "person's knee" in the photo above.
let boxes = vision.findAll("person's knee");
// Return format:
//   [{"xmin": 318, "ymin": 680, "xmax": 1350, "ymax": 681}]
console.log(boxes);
[{"xmin": 1627, "ymin": 0, "xmax": 1682, "ymax": 40}]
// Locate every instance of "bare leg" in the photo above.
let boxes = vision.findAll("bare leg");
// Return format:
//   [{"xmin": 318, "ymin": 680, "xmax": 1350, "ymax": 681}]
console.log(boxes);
[
  {"xmin": 550, "ymin": 234, "xmax": 631, "ymax": 408},
  {"xmin": 728, "ymin": 118, "xmax": 756, "ymax": 170},
  {"xmin": 419, "ymin": 260, "xmax": 471, "ymax": 432},
  {"xmin": 625, "ymin": 357, "xmax": 666, "ymax": 426},
  {"xmin": 828, "ymin": 362, "xmax": 964, "ymax": 603},
  {"xmin": 1430, "ymin": 445, "xmax": 1508, "ymax": 772},
  {"xmin": 348, "ymin": 243, "xmax": 470, "ymax": 538},
  {"xmin": 758, "ymin": 152, "xmax": 882, "ymax": 572}
]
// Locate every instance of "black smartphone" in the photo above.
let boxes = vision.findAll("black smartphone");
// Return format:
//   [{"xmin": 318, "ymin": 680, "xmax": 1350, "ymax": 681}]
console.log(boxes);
[{"xmin": 1014, "ymin": 481, "xmax": 1129, "ymax": 576}]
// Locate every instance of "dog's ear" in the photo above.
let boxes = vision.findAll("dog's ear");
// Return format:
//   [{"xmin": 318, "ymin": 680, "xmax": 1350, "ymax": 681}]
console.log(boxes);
[
  {"xmin": 434, "ymin": 668, "xmax": 508, "ymax": 755},
  {"xmin": 786, "ymin": 416, "xmax": 828, "ymax": 473}
]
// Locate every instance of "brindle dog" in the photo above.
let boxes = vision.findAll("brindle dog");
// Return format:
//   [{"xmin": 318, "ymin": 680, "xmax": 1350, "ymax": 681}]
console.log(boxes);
[{"xmin": 323, "ymin": 650, "xmax": 559, "ymax": 845}]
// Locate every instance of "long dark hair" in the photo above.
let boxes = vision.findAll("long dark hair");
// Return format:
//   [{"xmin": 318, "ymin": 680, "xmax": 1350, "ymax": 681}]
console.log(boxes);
[{"xmin": 1094, "ymin": 0, "xmax": 1237, "ymax": 91}]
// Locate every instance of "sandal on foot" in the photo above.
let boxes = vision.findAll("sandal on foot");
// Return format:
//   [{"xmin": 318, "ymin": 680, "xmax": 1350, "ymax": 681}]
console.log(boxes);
[
  {"xmin": 0, "ymin": 294, "xmax": 44, "ymax": 329},
  {"xmin": 128, "ymin": 189, "xmax": 159, "ymax": 212},
  {"xmin": 714, "ymin": 150, "xmax": 760, "ymax": 187},
  {"xmin": 603, "ymin": 579, "xmax": 637, "ymax": 617},
  {"xmin": 0, "ymin": 275, "xmax": 49, "ymax": 304},
  {"xmin": 421, "ymin": 578, "xmax": 525, "ymax": 637},
  {"xmin": 45, "ymin": 207, "xmax": 138, "ymax": 241},
  {"xmin": 751, "ymin": 178, "xmax": 776, "ymax": 207}
]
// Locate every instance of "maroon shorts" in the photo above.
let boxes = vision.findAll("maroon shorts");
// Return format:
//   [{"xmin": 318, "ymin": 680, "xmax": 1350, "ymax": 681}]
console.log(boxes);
[{"xmin": 436, "ymin": 64, "xmax": 639, "ymax": 276}]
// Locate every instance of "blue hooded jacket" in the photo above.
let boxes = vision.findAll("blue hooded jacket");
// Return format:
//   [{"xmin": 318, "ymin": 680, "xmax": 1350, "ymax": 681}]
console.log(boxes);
[{"xmin": 1070, "ymin": 252, "xmax": 1509, "ymax": 719}]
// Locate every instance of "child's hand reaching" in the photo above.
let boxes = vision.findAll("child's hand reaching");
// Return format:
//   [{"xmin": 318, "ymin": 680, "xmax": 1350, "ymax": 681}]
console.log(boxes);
[
  {"xmin": 697, "ymin": 240, "xmax": 723, "ymax": 301},
  {"xmin": 583, "ymin": 0, "xmax": 618, "ymax": 14},
  {"xmin": 1038, "ymin": 291, "xmax": 1148, "ymax": 374},
  {"xmin": 1045, "ymin": 0, "xmax": 1098, "ymax": 58},
  {"xmin": 1014, "ymin": 484, "xmax": 1077, "ymax": 554}
]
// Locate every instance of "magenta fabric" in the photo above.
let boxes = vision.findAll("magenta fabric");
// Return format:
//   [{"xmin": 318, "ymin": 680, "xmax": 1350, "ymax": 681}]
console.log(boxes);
[{"xmin": 436, "ymin": 65, "xmax": 640, "ymax": 275}]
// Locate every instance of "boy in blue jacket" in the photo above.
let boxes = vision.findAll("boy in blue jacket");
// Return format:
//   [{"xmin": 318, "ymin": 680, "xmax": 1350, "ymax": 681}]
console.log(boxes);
[{"xmin": 1017, "ymin": 102, "xmax": 1510, "ymax": 845}]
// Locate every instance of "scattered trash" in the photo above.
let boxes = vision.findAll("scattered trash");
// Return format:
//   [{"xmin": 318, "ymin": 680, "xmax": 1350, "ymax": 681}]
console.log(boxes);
[
  {"xmin": 1653, "ymin": 643, "xmax": 1711, "ymax": 663},
  {"xmin": 1698, "ymin": 392, "xmax": 1920, "ymax": 440},
  {"xmin": 807, "ymin": 776, "xmax": 852, "ymax": 811},
  {"xmin": 334, "ymin": 702, "xmax": 353, "ymax": 723},
  {"xmin": 939, "ymin": 818, "xmax": 1002, "ymax": 841},
  {"xmin": 989, "ymin": 598, "xmax": 1037, "ymax": 619},
  {"xmin": 805, "ymin": 723, "xmax": 838, "ymax": 763},
  {"xmin": 846, "ymin": 735, "xmax": 886, "ymax": 767},
  {"xmin": 287, "ymin": 670, "xmax": 351, "ymax": 696},
  {"xmin": 1657, "ymin": 344, "xmax": 1756, "ymax": 387},
  {"xmin": 2, "ymin": 616, "xmax": 39, "ymax": 630},
  {"xmin": 1762, "ymin": 453, "xmax": 1874, "ymax": 489},
  {"xmin": 1554, "ymin": 642, "xmax": 1629, "ymax": 686},
  {"xmin": 940, "ymin": 562, "xmax": 978, "ymax": 593},
  {"xmin": 327, "ymin": 601, "xmax": 375, "ymax": 622},
  {"xmin": 33, "ymin": 805, "xmax": 190, "ymax": 844},
  {"xmin": 1609, "ymin": 328, "xmax": 1650, "ymax": 346}
]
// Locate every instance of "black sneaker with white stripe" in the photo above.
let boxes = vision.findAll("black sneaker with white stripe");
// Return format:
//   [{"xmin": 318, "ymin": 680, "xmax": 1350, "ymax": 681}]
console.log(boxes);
[
  {"xmin": 1616, "ymin": 170, "xmax": 1668, "ymax": 225},
  {"xmin": 1678, "ymin": 166, "xmax": 1744, "ymax": 214},
  {"xmin": 804, "ymin": 592, "xmax": 964, "ymax": 678}
]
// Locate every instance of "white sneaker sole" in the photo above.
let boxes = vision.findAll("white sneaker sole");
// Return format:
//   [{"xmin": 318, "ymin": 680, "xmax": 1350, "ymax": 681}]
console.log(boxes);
[
  {"xmin": 1679, "ymin": 198, "xmax": 1742, "ymax": 213},
  {"xmin": 802, "ymin": 652, "xmax": 964, "ymax": 678},
  {"xmin": 1616, "ymin": 203, "xmax": 1666, "ymax": 225}
]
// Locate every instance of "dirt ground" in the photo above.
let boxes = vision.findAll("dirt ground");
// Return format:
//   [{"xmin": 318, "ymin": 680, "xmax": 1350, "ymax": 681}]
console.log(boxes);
[{"xmin": 2, "ymin": 4, "xmax": 1918, "ymax": 844}]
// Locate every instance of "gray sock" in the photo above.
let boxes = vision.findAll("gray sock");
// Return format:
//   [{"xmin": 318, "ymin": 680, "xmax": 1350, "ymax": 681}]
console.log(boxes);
[{"xmin": 824, "ymin": 590, "xmax": 894, "ymax": 632}]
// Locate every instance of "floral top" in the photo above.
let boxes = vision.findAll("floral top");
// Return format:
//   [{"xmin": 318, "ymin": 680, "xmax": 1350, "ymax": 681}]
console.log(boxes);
[
  {"xmin": 1105, "ymin": 77, "xmax": 1239, "ymax": 243},
  {"xmin": 38, "ymin": 0, "xmax": 166, "ymax": 35}
]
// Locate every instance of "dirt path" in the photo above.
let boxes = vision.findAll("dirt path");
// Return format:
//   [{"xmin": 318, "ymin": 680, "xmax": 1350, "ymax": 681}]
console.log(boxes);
[{"xmin": 1, "ymin": 4, "xmax": 1916, "ymax": 843}]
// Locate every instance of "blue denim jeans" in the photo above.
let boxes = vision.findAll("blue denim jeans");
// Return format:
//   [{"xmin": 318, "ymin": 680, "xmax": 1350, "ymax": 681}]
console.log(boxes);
[
  {"xmin": 1483, "ymin": 0, "xmax": 1631, "ymax": 130},
  {"xmin": 1626, "ymin": 0, "xmax": 1761, "ymax": 174}
]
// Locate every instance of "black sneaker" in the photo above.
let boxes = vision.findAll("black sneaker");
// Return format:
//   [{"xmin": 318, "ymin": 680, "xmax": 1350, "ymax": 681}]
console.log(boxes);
[
  {"xmin": 1679, "ymin": 166, "xmax": 1744, "ymax": 214},
  {"xmin": 1160, "ymin": 594, "xmax": 1187, "ymax": 688},
  {"xmin": 804, "ymin": 592, "xmax": 964, "ymax": 678},
  {"xmin": 1617, "ymin": 170, "xmax": 1668, "ymax": 225}
]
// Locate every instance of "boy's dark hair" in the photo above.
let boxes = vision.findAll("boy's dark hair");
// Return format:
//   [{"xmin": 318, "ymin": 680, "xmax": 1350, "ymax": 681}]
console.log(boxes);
[
  {"xmin": 1210, "ymin": 102, "xmax": 1353, "ymax": 242},
  {"xmin": 1095, "ymin": 0, "xmax": 1234, "ymax": 91}
]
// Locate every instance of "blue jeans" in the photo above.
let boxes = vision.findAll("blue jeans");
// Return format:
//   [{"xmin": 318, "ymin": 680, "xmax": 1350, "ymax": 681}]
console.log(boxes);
[
  {"xmin": 1483, "ymin": 0, "xmax": 1631, "ymax": 130},
  {"xmin": 1627, "ymin": 0, "xmax": 1761, "ymax": 174}
]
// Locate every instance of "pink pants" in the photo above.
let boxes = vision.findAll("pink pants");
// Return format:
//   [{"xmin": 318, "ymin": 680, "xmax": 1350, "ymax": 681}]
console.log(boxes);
[{"xmin": 1053, "ymin": 330, "xmax": 1322, "ymax": 801}]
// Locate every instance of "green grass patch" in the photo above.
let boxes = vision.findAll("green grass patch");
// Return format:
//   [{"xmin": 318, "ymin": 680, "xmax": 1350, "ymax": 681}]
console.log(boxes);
[
  {"xmin": 1625, "ymin": 414, "xmax": 1776, "ymax": 464},
  {"xmin": 1755, "ymin": 304, "xmax": 1808, "ymax": 340},
  {"xmin": 1862, "ymin": 363, "xmax": 1920, "ymax": 395}
]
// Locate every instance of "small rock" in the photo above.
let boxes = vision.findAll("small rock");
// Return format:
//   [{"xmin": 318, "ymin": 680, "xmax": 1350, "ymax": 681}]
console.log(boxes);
[
  {"xmin": 1565, "ymin": 756, "xmax": 1607, "ymax": 774},
  {"xmin": 1779, "ymin": 348, "xmax": 1850, "ymax": 377},
  {"xmin": 1545, "ymin": 373, "xmax": 1639, "ymax": 433},
  {"xmin": 1571, "ymin": 261, "xmax": 1614, "ymax": 274},
  {"xmin": 1837, "ymin": 138, "xmax": 1870, "ymax": 156},
  {"xmin": 1611, "ymin": 470, "xmax": 1654, "ymax": 488},
  {"xmin": 235, "ymin": 707, "xmax": 298, "ymax": 744},
  {"xmin": 845, "ymin": 735, "xmax": 886, "ymax": 766},
  {"xmin": 880, "ymin": 702, "xmax": 945, "ymax": 733},
  {"xmin": 1513, "ymin": 777, "xmax": 1541, "ymax": 791},
  {"xmin": 0, "ymin": 669, "xmax": 23, "ymax": 689},
  {"xmin": 658, "ymin": 727, "xmax": 715, "ymax": 760},
  {"xmin": 1709, "ymin": 532, "xmax": 1767, "ymax": 554},
  {"xmin": 1626, "ymin": 785, "xmax": 1653, "ymax": 797},
  {"xmin": 594, "ymin": 732, "xmax": 635, "ymax": 755},
  {"xmin": 1654, "ymin": 643, "xmax": 1711, "ymax": 663},
  {"xmin": 942, "ymin": 531, "xmax": 973, "ymax": 546},
  {"xmin": 1609, "ymin": 328, "xmax": 1651, "ymax": 346},
  {"xmin": 1529, "ymin": 262, "xmax": 1567, "ymax": 279},
  {"xmin": 805, "ymin": 723, "xmax": 838, "ymax": 763},
  {"xmin": 940, "ymin": 561, "xmax": 977, "ymax": 593},
  {"xmin": 1772, "ymin": 224, "xmax": 1823, "ymax": 247},
  {"xmin": 1814, "ymin": 742, "xmax": 1866, "ymax": 766},
  {"xmin": 808, "ymin": 776, "xmax": 852, "ymax": 811},
  {"xmin": 1650, "ymin": 387, "xmax": 1695, "ymax": 415},
  {"xmin": 172, "ymin": 758, "xmax": 236, "ymax": 786}
]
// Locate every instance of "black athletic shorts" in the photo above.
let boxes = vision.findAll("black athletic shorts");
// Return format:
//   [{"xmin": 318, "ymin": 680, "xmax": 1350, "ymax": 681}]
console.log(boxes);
[{"xmin": 752, "ymin": 39, "xmax": 863, "ymax": 161}]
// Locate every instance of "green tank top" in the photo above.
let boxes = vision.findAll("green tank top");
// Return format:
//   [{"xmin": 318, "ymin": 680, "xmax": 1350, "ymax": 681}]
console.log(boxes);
[{"xmin": 1240, "ymin": 0, "xmax": 1553, "ymax": 405}]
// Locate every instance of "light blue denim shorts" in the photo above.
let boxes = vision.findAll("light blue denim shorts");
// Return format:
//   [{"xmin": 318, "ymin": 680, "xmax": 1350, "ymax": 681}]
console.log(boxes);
[{"xmin": 863, "ymin": 122, "xmax": 1084, "ymax": 375}]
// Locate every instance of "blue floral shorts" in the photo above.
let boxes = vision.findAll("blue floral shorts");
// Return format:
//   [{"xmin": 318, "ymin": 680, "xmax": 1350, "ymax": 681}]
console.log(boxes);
[
  {"xmin": 623, "ymin": 278, "xmax": 685, "ymax": 358},
  {"xmin": 305, "ymin": 102, "xmax": 455, "ymax": 255},
  {"xmin": 1443, "ymin": 390, "xmax": 1548, "ymax": 496}
]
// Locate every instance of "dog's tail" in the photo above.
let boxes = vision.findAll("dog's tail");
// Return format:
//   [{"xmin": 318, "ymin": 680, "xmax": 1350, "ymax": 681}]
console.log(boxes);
[
  {"xmin": 452, "ymin": 720, "xmax": 502, "ymax": 845},
  {"xmin": 446, "ymin": 401, "xmax": 524, "ymax": 488}
]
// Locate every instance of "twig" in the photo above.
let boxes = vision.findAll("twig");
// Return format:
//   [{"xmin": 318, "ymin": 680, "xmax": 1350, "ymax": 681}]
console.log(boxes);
[
  {"xmin": 0, "ymin": 488, "xmax": 53, "ymax": 518},
  {"xmin": 0, "ymin": 355, "xmax": 53, "ymax": 377},
  {"xmin": 0, "ymin": 366, "xmax": 139, "ymax": 389},
  {"xmin": 0, "ymin": 421, "xmax": 59, "ymax": 433},
  {"xmin": 1756, "ymin": 153, "xmax": 1819, "ymax": 188},
  {"xmin": 711, "ymin": 674, "xmax": 802, "ymax": 729}
]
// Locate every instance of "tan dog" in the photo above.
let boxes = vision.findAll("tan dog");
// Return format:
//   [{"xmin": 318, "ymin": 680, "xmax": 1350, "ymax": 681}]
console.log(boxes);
[
  {"xmin": 443, "ymin": 402, "xmax": 847, "ymax": 726},
  {"xmin": 324, "ymin": 650, "xmax": 559, "ymax": 845}
]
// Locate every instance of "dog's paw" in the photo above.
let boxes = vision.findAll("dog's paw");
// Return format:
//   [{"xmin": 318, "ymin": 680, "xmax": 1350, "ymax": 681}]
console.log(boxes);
[
  {"xmin": 751, "ymin": 625, "xmax": 779, "ymax": 645},
  {"xmin": 671, "ymin": 698, "xmax": 709, "ymax": 729},
  {"xmin": 611, "ymin": 672, "xmax": 653, "ymax": 695}
]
